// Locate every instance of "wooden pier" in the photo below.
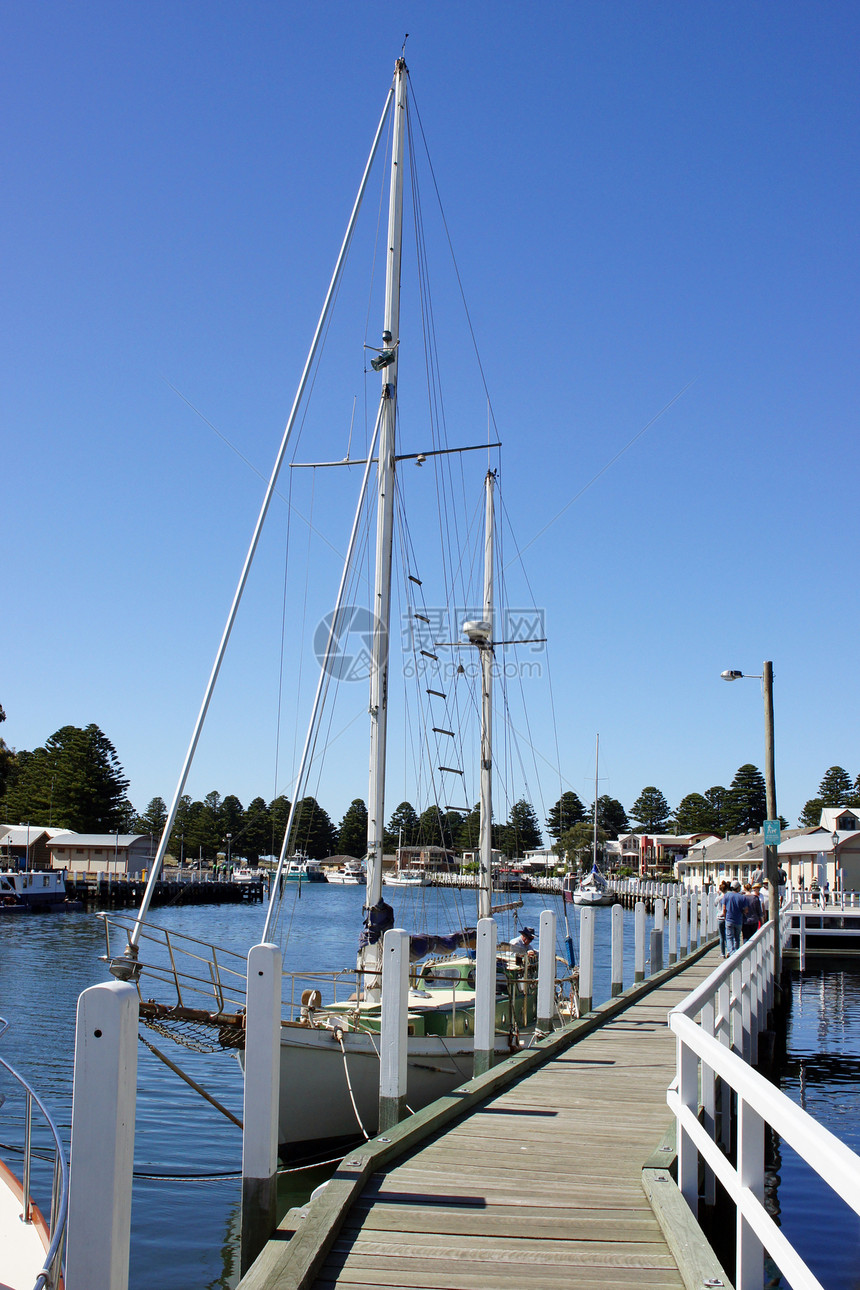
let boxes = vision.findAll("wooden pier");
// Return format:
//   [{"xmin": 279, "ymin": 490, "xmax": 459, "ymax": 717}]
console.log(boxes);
[
  {"xmin": 240, "ymin": 941, "xmax": 725, "ymax": 1290},
  {"xmin": 64, "ymin": 874, "xmax": 265, "ymax": 910}
]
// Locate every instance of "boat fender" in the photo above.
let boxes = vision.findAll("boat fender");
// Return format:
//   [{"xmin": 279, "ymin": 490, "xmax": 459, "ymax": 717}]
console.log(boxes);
[{"xmin": 300, "ymin": 987, "xmax": 322, "ymax": 1024}]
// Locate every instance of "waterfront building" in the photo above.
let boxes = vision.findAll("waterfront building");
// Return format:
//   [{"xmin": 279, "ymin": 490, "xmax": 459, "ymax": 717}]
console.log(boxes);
[{"xmin": 48, "ymin": 833, "xmax": 154, "ymax": 876}]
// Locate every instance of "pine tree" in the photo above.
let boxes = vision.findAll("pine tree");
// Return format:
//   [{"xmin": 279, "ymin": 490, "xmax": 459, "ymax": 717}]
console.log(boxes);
[
  {"xmin": 673, "ymin": 793, "xmax": 716, "ymax": 834},
  {"xmin": 134, "ymin": 796, "xmax": 168, "ymax": 838},
  {"xmin": 498, "ymin": 799, "xmax": 543, "ymax": 858},
  {"xmin": 291, "ymin": 796, "xmax": 337, "ymax": 859},
  {"xmin": 630, "ymin": 787, "xmax": 671, "ymax": 832},
  {"xmin": 798, "ymin": 797, "xmax": 824, "ymax": 828},
  {"xmin": 704, "ymin": 787, "xmax": 732, "ymax": 833},
  {"xmin": 338, "ymin": 799, "xmax": 368, "ymax": 857},
  {"xmin": 6, "ymin": 724, "xmax": 131, "ymax": 831},
  {"xmin": 817, "ymin": 766, "xmax": 853, "ymax": 806},
  {"xmin": 384, "ymin": 801, "xmax": 420, "ymax": 849},
  {"xmin": 727, "ymin": 764, "xmax": 767, "ymax": 833},
  {"xmin": 595, "ymin": 795, "xmax": 629, "ymax": 836},
  {"xmin": 546, "ymin": 791, "xmax": 585, "ymax": 838},
  {"xmin": 241, "ymin": 797, "xmax": 272, "ymax": 860}
]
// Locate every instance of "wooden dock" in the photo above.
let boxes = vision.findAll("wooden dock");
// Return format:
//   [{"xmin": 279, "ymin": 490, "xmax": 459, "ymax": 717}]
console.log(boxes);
[{"xmin": 241, "ymin": 942, "xmax": 725, "ymax": 1290}]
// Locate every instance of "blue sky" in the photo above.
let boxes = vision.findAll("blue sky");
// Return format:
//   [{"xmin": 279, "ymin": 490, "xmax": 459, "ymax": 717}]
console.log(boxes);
[{"xmin": 4, "ymin": 2, "xmax": 858, "ymax": 836}]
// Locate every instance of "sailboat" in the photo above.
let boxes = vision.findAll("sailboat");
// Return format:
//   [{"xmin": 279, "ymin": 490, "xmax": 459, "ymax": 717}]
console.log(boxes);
[
  {"xmin": 107, "ymin": 56, "xmax": 570, "ymax": 1159},
  {"xmin": 570, "ymin": 735, "xmax": 614, "ymax": 907}
]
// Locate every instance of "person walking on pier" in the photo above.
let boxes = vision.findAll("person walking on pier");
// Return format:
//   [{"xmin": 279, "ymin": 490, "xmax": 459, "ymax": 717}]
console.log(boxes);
[
  {"xmin": 742, "ymin": 883, "xmax": 762, "ymax": 942},
  {"xmin": 716, "ymin": 880, "xmax": 729, "ymax": 957},
  {"xmin": 724, "ymin": 881, "xmax": 746, "ymax": 954}
]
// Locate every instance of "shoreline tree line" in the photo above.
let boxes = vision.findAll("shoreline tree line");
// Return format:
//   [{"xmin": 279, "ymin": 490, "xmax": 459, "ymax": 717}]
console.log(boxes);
[{"xmin": 1, "ymin": 720, "xmax": 856, "ymax": 863}]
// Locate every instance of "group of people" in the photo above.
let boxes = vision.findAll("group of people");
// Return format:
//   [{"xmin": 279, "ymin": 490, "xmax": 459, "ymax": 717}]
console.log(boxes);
[{"xmin": 716, "ymin": 879, "xmax": 768, "ymax": 956}]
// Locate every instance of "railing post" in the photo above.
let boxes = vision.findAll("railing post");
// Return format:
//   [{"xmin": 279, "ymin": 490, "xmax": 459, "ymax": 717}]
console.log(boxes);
[
  {"xmin": 668, "ymin": 896, "xmax": 677, "ymax": 964},
  {"xmin": 634, "ymin": 901, "xmax": 646, "ymax": 982},
  {"xmin": 241, "ymin": 942, "xmax": 282, "ymax": 1275},
  {"xmin": 730, "ymin": 964, "xmax": 744, "ymax": 1056},
  {"xmin": 579, "ymin": 908, "xmax": 594, "ymax": 1014},
  {"xmin": 537, "ymin": 909, "xmax": 556, "ymax": 1035},
  {"xmin": 473, "ymin": 916, "xmax": 497, "ymax": 1077},
  {"xmin": 677, "ymin": 1033, "xmax": 699, "ymax": 1213},
  {"xmin": 680, "ymin": 893, "xmax": 689, "ymax": 958},
  {"xmin": 379, "ymin": 927, "xmax": 409, "ymax": 1132},
  {"xmin": 741, "ymin": 955, "xmax": 753, "ymax": 1063},
  {"xmin": 611, "ymin": 904, "xmax": 623, "ymax": 995},
  {"xmin": 66, "ymin": 981, "xmax": 138, "ymax": 1290},
  {"xmin": 736, "ymin": 1097, "xmax": 765, "ymax": 1290},
  {"xmin": 701, "ymin": 994, "xmax": 716, "ymax": 1205},
  {"xmin": 717, "ymin": 978, "xmax": 732, "ymax": 1149}
]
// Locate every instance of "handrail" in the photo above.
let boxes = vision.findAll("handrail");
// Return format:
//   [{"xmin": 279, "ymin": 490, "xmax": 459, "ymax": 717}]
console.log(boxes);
[
  {"xmin": 0, "ymin": 1017, "xmax": 69, "ymax": 1290},
  {"xmin": 667, "ymin": 904, "xmax": 860, "ymax": 1290}
]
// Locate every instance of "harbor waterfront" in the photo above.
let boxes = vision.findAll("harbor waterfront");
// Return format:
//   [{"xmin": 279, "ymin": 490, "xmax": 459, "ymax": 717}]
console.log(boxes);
[
  {"xmin": 3, "ymin": 891, "xmax": 859, "ymax": 1287},
  {"xmin": 0, "ymin": 887, "xmax": 652, "ymax": 1290}
]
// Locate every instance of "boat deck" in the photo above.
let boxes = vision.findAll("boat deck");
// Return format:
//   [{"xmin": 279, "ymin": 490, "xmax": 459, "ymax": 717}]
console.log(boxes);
[
  {"xmin": 241, "ymin": 945, "xmax": 723, "ymax": 1290},
  {"xmin": 0, "ymin": 1160, "xmax": 49, "ymax": 1290}
]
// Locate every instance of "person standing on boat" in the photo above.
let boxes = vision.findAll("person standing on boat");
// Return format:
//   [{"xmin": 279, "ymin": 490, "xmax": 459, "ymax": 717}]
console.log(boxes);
[{"xmin": 506, "ymin": 927, "xmax": 537, "ymax": 960}]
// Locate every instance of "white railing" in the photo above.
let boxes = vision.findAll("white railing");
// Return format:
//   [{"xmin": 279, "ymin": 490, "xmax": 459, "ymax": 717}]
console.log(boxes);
[
  {"xmin": 668, "ymin": 907, "xmax": 860, "ymax": 1290},
  {"xmin": 784, "ymin": 906, "xmax": 860, "ymax": 969},
  {"xmin": 0, "ymin": 1018, "xmax": 69, "ymax": 1290}
]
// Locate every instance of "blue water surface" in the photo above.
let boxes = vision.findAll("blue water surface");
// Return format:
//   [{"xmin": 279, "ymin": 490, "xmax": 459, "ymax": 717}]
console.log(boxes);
[{"xmin": 0, "ymin": 888, "xmax": 662, "ymax": 1289}]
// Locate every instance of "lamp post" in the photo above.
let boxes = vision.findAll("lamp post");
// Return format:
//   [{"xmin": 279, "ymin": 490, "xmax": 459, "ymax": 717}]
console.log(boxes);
[
  {"xmin": 721, "ymin": 661, "xmax": 780, "ymax": 984},
  {"xmin": 831, "ymin": 830, "xmax": 839, "ymax": 908}
]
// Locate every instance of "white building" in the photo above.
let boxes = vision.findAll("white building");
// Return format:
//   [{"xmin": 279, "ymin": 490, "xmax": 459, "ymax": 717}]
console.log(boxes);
[{"xmin": 48, "ymin": 834, "xmax": 155, "ymax": 877}]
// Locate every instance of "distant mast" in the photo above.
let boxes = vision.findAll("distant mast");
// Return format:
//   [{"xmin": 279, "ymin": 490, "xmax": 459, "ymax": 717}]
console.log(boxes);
[
  {"xmin": 477, "ymin": 470, "xmax": 496, "ymax": 921},
  {"xmin": 592, "ymin": 733, "xmax": 599, "ymax": 870}
]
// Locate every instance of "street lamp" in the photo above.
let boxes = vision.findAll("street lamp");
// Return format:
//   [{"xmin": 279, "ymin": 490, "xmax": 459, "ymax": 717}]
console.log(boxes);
[
  {"xmin": 721, "ymin": 661, "xmax": 780, "ymax": 983},
  {"xmin": 831, "ymin": 830, "xmax": 840, "ymax": 908}
]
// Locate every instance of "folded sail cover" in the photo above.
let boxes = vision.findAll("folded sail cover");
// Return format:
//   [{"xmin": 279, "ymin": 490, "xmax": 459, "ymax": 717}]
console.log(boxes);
[{"xmin": 358, "ymin": 899, "xmax": 475, "ymax": 957}]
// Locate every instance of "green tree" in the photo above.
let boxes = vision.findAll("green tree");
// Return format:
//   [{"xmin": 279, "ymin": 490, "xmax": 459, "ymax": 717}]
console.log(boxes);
[
  {"xmin": 630, "ymin": 786, "xmax": 671, "ymax": 832},
  {"xmin": 546, "ymin": 791, "xmax": 585, "ymax": 838},
  {"xmin": 269, "ymin": 795, "xmax": 292, "ymax": 856},
  {"xmin": 555, "ymin": 821, "xmax": 606, "ymax": 870},
  {"xmin": 727, "ymin": 764, "xmax": 767, "ymax": 833},
  {"xmin": 6, "ymin": 724, "xmax": 131, "ymax": 831},
  {"xmin": 290, "ymin": 796, "xmax": 337, "ymax": 859},
  {"xmin": 241, "ymin": 797, "xmax": 272, "ymax": 860},
  {"xmin": 704, "ymin": 786, "xmax": 732, "ymax": 834},
  {"xmin": 384, "ymin": 801, "xmax": 420, "ymax": 849},
  {"xmin": 454, "ymin": 803, "xmax": 481, "ymax": 853},
  {"xmin": 595, "ymin": 795, "xmax": 629, "ymax": 836},
  {"xmin": 338, "ymin": 799, "xmax": 368, "ymax": 857},
  {"xmin": 798, "ymin": 797, "xmax": 824, "ymax": 828},
  {"xmin": 673, "ymin": 793, "xmax": 716, "ymax": 834},
  {"xmin": 134, "ymin": 796, "xmax": 168, "ymax": 839},
  {"xmin": 220, "ymin": 794, "xmax": 245, "ymax": 857},
  {"xmin": 168, "ymin": 795, "xmax": 194, "ymax": 863},
  {"xmin": 498, "ymin": 799, "xmax": 542, "ymax": 858},
  {"xmin": 818, "ymin": 766, "xmax": 853, "ymax": 805}
]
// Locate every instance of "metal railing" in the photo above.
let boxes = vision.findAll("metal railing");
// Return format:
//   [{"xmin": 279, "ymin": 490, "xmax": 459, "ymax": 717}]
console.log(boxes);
[
  {"xmin": 667, "ymin": 905, "xmax": 860, "ymax": 1290},
  {"xmin": 0, "ymin": 1018, "xmax": 68, "ymax": 1290}
]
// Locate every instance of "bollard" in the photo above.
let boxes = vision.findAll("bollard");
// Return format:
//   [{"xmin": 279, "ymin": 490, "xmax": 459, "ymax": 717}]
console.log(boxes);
[
  {"xmin": 654, "ymin": 898, "xmax": 664, "ymax": 935},
  {"xmin": 668, "ymin": 896, "xmax": 677, "ymax": 964},
  {"xmin": 679, "ymin": 893, "xmax": 689, "ymax": 958},
  {"xmin": 379, "ymin": 928, "xmax": 410, "ymax": 1132},
  {"xmin": 634, "ymin": 900, "xmax": 646, "ymax": 982},
  {"xmin": 473, "ymin": 916, "xmax": 497, "ymax": 1077},
  {"xmin": 610, "ymin": 904, "xmax": 624, "ymax": 996},
  {"xmin": 66, "ymin": 981, "xmax": 138, "ymax": 1290},
  {"xmin": 241, "ymin": 942, "xmax": 282, "ymax": 1275},
  {"xmin": 650, "ymin": 926, "xmax": 663, "ymax": 974},
  {"xmin": 579, "ymin": 908, "xmax": 594, "ymax": 1013},
  {"xmin": 537, "ymin": 909, "xmax": 557, "ymax": 1035},
  {"xmin": 690, "ymin": 892, "xmax": 699, "ymax": 951}
]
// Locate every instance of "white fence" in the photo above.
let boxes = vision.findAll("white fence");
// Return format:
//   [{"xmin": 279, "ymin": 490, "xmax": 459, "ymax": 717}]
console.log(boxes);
[
  {"xmin": 668, "ymin": 905, "xmax": 860, "ymax": 1290},
  {"xmin": 783, "ymin": 906, "xmax": 860, "ymax": 969}
]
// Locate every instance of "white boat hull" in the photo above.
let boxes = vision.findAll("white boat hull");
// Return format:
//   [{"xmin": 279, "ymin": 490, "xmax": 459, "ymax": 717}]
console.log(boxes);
[
  {"xmin": 572, "ymin": 889, "xmax": 614, "ymax": 906},
  {"xmin": 270, "ymin": 1022, "xmax": 517, "ymax": 1153}
]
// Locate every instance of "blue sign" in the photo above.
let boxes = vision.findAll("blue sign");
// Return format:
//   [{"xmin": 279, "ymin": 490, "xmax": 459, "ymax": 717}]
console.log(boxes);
[{"xmin": 763, "ymin": 819, "xmax": 781, "ymax": 846}]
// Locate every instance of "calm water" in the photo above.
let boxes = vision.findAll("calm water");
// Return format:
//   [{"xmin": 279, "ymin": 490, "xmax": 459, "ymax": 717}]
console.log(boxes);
[
  {"xmin": 768, "ymin": 968, "xmax": 860, "ymax": 1290},
  {"xmin": 0, "ymin": 889, "xmax": 659, "ymax": 1289}
]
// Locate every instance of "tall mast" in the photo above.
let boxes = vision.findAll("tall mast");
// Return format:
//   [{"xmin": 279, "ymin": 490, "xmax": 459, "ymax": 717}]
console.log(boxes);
[
  {"xmin": 366, "ymin": 57, "xmax": 407, "ymax": 907},
  {"xmin": 477, "ymin": 470, "xmax": 496, "ymax": 920},
  {"xmin": 592, "ymin": 733, "xmax": 599, "ymax": 870}
]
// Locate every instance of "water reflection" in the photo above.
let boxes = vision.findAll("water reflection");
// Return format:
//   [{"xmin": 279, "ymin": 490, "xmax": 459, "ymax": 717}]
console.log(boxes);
[{"xmin": 766, "ymin": 968, "xmax": 860, "ymax": 1290}]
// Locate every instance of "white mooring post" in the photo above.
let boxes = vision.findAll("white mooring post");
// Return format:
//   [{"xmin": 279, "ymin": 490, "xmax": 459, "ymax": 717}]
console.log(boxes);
[
  {"xmin": 668, "ymin": 896, "xmax": 678, "ymax": 964},
  {"xmin": 679, "ymin": 892, "xmax": 689, "ymax": 958},
  {"xmin": 66, "ymin": 981, "xmax": 138, "ymax": 1290},
  {"xmin": 537, "ymin": 909, "xmax": 557, "ymax": 1035},
  {"xmin": 241, "ymin": 942, "xmax": 282, "ymax": 1276},
  {"xmin": 579, "ymin": 908, "xmax": 594, "ymax": 1013},
  {"xmin": 473, "ymin": 916, "xmax": 497, "ymax": 1077},
  {"xmin": 379, "ymin": 927, "xmax": 410, "ymax": 1132},
  {"xmin": 634, "ymin": 900, "xmax": 646, "ymax": 982},
  {"xmin": 610, "ymin": 904, "xmax": 624, "ymax": 996},
  {"xmin": 690, "ymin": 892, "xmax": 699, "ymax": 951}
]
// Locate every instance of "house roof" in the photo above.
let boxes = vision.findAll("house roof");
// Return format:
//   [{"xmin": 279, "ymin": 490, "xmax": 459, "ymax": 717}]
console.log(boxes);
[
  {"xmin": 685, "ymin": 828, "xmax": 811, "ymax": 865},
  {"xmin": 47, "ymin": 834, "xmax": 150, "ymax": 847},
  {"xmin": 778, "ymin": 829, "xmax": 860, "ymax": 857},
  {"xmin": 819, "ymin": 806, "xmax": 860, "ymax": 831},
  {"xmin": 0, "ymin": 826, "xmax": 50, "ymax": 846}
]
